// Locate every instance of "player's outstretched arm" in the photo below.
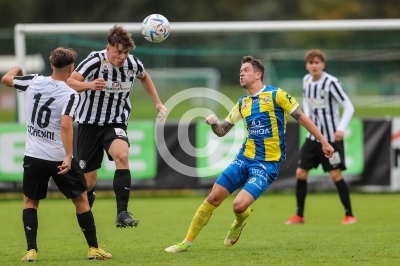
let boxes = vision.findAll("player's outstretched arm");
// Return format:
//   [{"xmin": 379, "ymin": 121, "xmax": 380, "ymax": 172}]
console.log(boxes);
[
  {"xmin": 291, "ymin": 107, "xmax": 334, "ymax": 158},
  {"xmin": 1, "ymin": 66, "xmax": 24, "ymax": 87},
  {"xmin": 139, "ymin": 71, "xmax": 167, "ymax": 120},
  {"xmin": 205, "ymin": 114, "xmax": 234, "ymax": 137}
]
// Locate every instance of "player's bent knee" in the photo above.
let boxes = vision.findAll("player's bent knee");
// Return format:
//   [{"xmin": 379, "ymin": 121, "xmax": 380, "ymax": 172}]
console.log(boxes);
[
  {"xmin": 232, "ymin": 202, "xmax": 248, "ymax": 214},
  {"xmin": 113, "ymin": 153, "xmax": 129, "ymax": 167},
  {"xmin": 296, "ymin": 168, "xmax": 308, "ymax": 180}
]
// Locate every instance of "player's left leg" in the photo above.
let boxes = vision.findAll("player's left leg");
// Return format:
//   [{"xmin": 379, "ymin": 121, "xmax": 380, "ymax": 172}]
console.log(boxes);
[
  {"xmin": 21, "ymin": 156, "xmax": 50, "ymax": 262},
  {"xmin": 107, "ymin": 138, "xmax": 139, "ymax": 228},
  {"xmin": 54, "ymin": 158, "xmax": 112, "ymax": 259},
  {"xmin": 165, "ymin": 183, "xmax": 231, "ymax": 253},
  {"xmin": 324, "ymin": 141, "xmax": 356, "ymax": 224},
  {"xmin": 330, "ymin": 169, "xmax": 356, "ymax": 224},
  {"xmin": 21, "ymin": 196, "xmax": 39, "ymax": 262},
  {"xmin": 224, "ymin": 161, "xmax": 280, "ymax": 247},
  {"xmin": 71, "ymin": 193, "xmax": 112, "ymax": 260},
  {"xmin": 224, "ymin": 190, "xmax": 253, "ymax": 247}
]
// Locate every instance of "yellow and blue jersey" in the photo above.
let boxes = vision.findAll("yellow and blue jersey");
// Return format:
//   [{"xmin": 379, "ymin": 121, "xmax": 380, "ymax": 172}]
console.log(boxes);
[{"xmin": 225, "ymin": 85, "xmax": 298, "ymax": 162}]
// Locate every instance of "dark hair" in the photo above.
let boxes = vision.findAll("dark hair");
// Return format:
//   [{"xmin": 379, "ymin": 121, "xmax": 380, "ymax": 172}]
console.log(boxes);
[
  {"xmin": 107, "ymin": 25, "xmax": 135, "ymax": 49},
  {"xmin": 241, "ymin": 55, "xmax": 265, "ymax": 81},
  {"xmin": 304, "ymin": 50, "xmax": 326, "ymax": 63},
  {"xmin": 49, "ymin": 47, "xmax": 77, "ymax": 69}
]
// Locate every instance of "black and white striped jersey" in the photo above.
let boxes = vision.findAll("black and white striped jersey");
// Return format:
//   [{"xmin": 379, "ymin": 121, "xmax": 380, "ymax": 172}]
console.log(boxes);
[
  {"xmin": 302, "ymin": 72, "xmax": 354, "ymax": 142},
  {"xmin": 13, "ymin": 75, "xmax": 80, "ymax": 161},
  {"xmin": 74, "ymin": 50, "xmax": 145, "ymax": 125}
]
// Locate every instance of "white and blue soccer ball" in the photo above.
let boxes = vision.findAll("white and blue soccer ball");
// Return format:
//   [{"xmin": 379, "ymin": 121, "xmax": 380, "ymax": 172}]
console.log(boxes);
[{"xmin": 141, "ymin": 14, "xmax": 170, "ymax": 43}]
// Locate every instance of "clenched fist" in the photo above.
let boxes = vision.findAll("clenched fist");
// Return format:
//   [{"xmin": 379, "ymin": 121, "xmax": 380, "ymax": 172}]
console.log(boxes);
[{"xmin": 205, "ymin": 114, "xmax": 218, "ymax": 125}]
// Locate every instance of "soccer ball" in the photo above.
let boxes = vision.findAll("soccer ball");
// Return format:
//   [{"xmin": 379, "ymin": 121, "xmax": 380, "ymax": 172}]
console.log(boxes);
[{"xmin": 141, "ymin": 14, "xmax": 170, "ymax": 43}]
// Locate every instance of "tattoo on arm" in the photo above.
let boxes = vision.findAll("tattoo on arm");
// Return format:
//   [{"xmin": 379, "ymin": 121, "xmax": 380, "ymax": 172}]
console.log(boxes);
[
  {"xmin": 291, "ymin": 107, "xmax": 303, "ymax": 121},
  {"xmin": 211, "ymin": 121, "xmax": 234, "ymax": 137}
]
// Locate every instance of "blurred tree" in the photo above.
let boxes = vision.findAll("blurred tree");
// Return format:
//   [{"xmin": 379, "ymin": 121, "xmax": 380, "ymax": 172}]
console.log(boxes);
[
  {"xmin": 0, "ymin": 0, "xmax": 399, "ymax": 28},
  {"xmin": 300, "ymin": 0, "xmax": 366, "ymax": 19},
  {"xmin": 0, "ymin": 0, "xmax": 36, "ymax": 27}
]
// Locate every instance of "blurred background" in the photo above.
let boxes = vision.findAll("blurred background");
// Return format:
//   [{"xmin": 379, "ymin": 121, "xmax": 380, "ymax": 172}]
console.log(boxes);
[{"xmin": 0, "ymin": 0, "xmax": 399, "ymax": 192}]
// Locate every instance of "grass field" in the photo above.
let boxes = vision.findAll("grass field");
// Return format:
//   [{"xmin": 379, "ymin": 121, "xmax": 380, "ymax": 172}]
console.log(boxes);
[{"xmin": 1, "ymin": 193, "xmax": 400, "ymax": 265}]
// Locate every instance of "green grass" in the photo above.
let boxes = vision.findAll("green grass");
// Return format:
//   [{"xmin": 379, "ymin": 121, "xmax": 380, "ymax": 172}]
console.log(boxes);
[{"xmin": 1, "ymin": 193, "xmax": 400, "ymax": 265}]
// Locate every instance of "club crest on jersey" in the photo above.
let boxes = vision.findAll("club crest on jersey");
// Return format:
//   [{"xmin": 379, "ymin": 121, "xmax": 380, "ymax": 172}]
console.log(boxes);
[
  {"xmin": 102, "ymin": 60, "xmax": 109, "ymax": 71},
  {"xmin": 127, "ymin": 70, "xmax": 134, "ymax": 77},
  {"xmin": 79, "ymin": 160, "xmax": 86, "ymax": 169},
  {"xmin": 320, "ymin": 90, "xmax": 325, "ymax": 96},
  {"xmin": 263, "ymin": 97, "xmax": 270, "ymax": 103}
]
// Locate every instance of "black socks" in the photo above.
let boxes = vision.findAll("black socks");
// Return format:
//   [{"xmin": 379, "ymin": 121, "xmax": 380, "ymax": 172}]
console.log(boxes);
[
  {"xmin": 76, "ymin": 211, "xmax": 98, "ymax": 248},
  {"xmin": 295, "ymin": 179, "xmax": 307, "ymax": 217},
  {"xmin": 22, "ymin": 208, "xmax": 38, "ymax": 252},
  {"xmin": 113, "ymin": 169, "xmax": 131, "ymax": 214},
  {"xmin": 334, "ymin": 179, "xmax": 353, "ymax": 216}
]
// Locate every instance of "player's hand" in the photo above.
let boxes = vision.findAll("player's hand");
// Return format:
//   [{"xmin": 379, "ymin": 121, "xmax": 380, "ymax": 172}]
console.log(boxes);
[
  {"xmin": 205, "ymin": 114, "xmax": 218, "ymax": 125},
  {"xmin": 334, "ymin": 130, "xmax": 344, "ymax": 142},
  {"xmin": 13, "ymin": 66, "xmax": 24, "ymax": 76},
  {"xmin": 322, "ymin": 142, "xmax": 334, "ymax": 158},
  {"xmin": 156, "ymin": 103, "xmax": 167, "ymax": 121},
  {"xmin": 91, "ymin": 78, "xmax": 105, "ymax": 90},
  {"xmin": 58, "ymin": 157, "xmax": 72, "ymax": 175}
]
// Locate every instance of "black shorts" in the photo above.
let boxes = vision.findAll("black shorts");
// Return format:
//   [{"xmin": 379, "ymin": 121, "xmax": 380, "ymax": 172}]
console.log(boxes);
[
  {"xmin": 23, "ymin": 156, "xmax": 87, "ymax": 200},
  {"xmin": 77, "ymin": 123, "xmax": 130, "ymax": 173},
  {"xmin": 298, "ymin": 138, "xmax": 346, "ymax": 172}
]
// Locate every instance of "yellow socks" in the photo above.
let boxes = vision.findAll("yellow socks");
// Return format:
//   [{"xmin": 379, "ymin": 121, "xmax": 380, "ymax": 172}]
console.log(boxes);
[
  {"xmin": 234, "ymin": 207, "xmax": 251, "ymax": 226},
  {"xmin": 185, "ymin": 200, "xmax": 216, "ymax": 242}
]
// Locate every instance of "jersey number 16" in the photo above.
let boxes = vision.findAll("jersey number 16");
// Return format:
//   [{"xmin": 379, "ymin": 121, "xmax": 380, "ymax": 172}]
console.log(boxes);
[{"xmin": 31, "ymin": 93, "xmax": 55, "ymax": 128}]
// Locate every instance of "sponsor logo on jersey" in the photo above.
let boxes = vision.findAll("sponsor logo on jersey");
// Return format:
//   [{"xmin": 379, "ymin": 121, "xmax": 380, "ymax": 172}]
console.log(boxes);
[
  {"xmin": 248, "ymin": 119, "xmax": 270, "ymax": 135},
  {"xmin": 307, "ymin": 98, "xmax": 325, "ymax": 109},
  {"xmin": 103, "ymin": 81, "xmax": 132, "ymax": 93}
]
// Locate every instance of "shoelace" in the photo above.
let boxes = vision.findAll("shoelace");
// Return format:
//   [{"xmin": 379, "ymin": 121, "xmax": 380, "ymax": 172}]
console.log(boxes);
[{"xmin": 120, "ymin": 211, "xmax": 133, "ymax": 220}]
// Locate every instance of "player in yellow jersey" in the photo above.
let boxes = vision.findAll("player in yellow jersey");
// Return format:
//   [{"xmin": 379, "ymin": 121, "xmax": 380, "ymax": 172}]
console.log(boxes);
[{"xmin": 165, "ymin": 55, "xmax": 334, "ymax": 253}]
